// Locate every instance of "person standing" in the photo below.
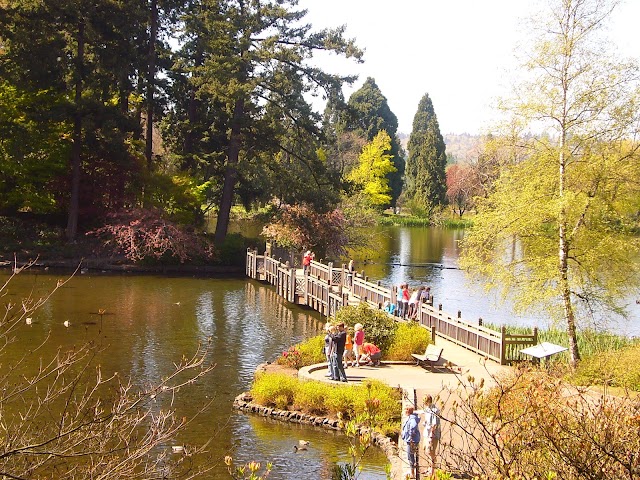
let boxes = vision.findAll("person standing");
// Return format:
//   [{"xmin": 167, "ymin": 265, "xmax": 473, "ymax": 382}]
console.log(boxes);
[
  {"xmin": 330, "ymin": 322, "xmax": 348, "ymax": 382},
  {"xmin": 353, "ymin": 323, "xmax": 364, "ymax": 367},
  {"xmin": 324, "ymin": 323, "xmax": 334, "ymax": 377},
  {"xmin": 401, "ymin": 284, "xmax": 410, "ymax": 318},
  {"xmin": 401, "ymin": 406, "xmax": 421, "ymax": 479},
  {"xmin": 396, "ymin": 284, "xmax": 404, "ymax": 317},
  {"xmin": 302, "ymin": 250, "xmax": 312, "ymax": 274},
  {"xmin": 407, "ymin": 287, "xmax": 421, "ymax": 319},
  {"xmin": 343, "ymin": 327, "xmax": 355, "ymax": 367},
  {"xmin": 423, "ymin": 395, "xmax": 441, "ymax": 476}
]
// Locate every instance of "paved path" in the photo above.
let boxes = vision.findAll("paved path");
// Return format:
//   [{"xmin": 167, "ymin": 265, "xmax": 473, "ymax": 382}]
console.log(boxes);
[{"xmin": 299, "ymin": 336, "xmax": 511, "ymax": 479}]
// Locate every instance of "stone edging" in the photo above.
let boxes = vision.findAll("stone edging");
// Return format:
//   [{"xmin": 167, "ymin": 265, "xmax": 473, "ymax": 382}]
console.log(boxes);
[{"xmin": 232, "ymin": 391, "xmax": 398, "ymax": 462}]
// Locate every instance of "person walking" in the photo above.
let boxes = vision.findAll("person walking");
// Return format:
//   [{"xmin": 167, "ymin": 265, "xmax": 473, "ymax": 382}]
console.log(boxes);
[
  {"xmin": 423, "ymin": 395, "xmax": 441, "ymax": 476},
  {"xmin": 353, "ymin": 323, "xmax": 364, "ymax": 367},
  {"xmin": 330, "ymin": 322, "xmax": 348, "ymax": 382},
  {"xmin": 401, "ymin": 406, "xmax": 421, "ymax": 479}
]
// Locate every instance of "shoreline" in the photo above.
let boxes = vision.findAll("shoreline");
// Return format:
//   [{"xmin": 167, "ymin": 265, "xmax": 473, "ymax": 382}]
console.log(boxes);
[
  {"xmin": 232, "ymin": 362, "xmax": 406, "ymax": 479},
  {"xmin": 0, "ymin": 258, "xmax": 245, "ymax": 276}
]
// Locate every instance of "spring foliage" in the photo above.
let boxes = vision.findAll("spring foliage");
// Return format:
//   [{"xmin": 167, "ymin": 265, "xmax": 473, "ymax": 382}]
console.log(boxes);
[{"xmin": 460, "ymin": 0, "xmax": 640, "ymax": 367}]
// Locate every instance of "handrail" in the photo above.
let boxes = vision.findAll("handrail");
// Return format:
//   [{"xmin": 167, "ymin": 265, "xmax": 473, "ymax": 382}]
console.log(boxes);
[{"xmin": 245, "ymin": 249, "xmax": 537, "ymax": 365}]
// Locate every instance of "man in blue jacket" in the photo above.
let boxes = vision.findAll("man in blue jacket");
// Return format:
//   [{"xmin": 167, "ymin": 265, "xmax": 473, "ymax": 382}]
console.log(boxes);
[{"xmin": 401, "ymin": 405, "xmax": 421, "ymax": 478}]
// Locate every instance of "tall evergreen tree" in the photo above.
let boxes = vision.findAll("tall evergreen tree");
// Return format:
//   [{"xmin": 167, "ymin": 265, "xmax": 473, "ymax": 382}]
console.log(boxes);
[
  {"xmin": 343, "ymin": 77, "xmax": 403, "ymax": 207},
  {"xmin": 406, "ymin": 93, "xmax": 447, "ymax": 212},
  {"xmin": 167, "ymin": 0, "xmax": 362, "ymax": 245}
]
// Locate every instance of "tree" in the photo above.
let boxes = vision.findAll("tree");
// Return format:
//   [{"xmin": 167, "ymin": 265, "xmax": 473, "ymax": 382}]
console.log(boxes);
[
  {"xmin": 261, "ymin": 203, "xmax": 349, "ymax": 259},
  {"xmin": 0, "ymin": 263, "xmax": 215, "ymax": 478},
  {"xmin": 348, "ymin": 131, "xmax": 397, "ymax": 208},
  {"xmin": 405, "ymin": 93, "xmax": 447, "ymax": 215},
  {"xmin": 343, "ymin": 77, "xmax": 404, "ymax": 208},
  {"xmin": 445, "ymin": 163, "xmax": 477, "ymax": 217},
  {"xmin": 460, "ymin": 0, "xmax": 640, "ymax": 368},
  {"xmin": 0, "ymin": 0, "xmax": 149, "ymax": 239},
  {"xmin": 169, "ymin": 0, "xmax": 362, "ymax": 245}
]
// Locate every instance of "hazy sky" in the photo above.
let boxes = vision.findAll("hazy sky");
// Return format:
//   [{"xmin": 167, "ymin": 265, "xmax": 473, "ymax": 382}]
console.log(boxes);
[{"xmin": 299, "ymin": 0, "xmax": 640, "ymax": 135}]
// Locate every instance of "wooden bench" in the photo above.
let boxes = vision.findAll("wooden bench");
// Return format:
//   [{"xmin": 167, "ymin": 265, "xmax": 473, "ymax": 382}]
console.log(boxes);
[{"xmin": 411, "ymin": 344, "xmax": 443, "ymax": 370}]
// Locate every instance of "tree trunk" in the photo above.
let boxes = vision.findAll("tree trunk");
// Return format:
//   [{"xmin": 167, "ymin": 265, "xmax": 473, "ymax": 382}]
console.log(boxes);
[
  {"xmin": 66, "ymin": 20, "xmax": 85, "ymax": 242},
  {"xmin": 558, "ymin": 142, "xmax": 580, "ymax": 368},
  {"xmin": 214, "ymin": 97, "xmax": 244, "ymax": 245},
  {"xmin": 145, "ymin": 0, "xmax": 157, "ymax": 170}
]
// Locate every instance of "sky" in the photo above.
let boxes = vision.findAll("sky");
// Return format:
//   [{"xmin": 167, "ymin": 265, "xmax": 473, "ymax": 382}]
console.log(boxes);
[{"xmin": 299, "ymin": 0, "xmax": 640, "ymax": 135}]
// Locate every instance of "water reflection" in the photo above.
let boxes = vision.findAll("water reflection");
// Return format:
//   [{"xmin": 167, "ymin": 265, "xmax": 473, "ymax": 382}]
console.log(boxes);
[
  {"xmin": 1, "ymin": 272, "xmax": 388, "ymax": 479},
  {"xmin": 354, "ymin": 226, "xmax": 640, "ymax": 336}
]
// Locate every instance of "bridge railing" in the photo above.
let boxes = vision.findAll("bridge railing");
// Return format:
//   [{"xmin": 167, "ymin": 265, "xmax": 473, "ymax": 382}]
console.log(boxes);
[
  {"xmin": 351, "ymin": 276, "xmax": 393, "ymax": 307},
  {"xmin": 246, "ymin": 249, "xmax": 538, "ymax": 365}
]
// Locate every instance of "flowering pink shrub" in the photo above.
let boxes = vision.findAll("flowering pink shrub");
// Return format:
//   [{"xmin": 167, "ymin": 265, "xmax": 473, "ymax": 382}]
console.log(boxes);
[
  {"xmin": 276, "ymin": 346, "xmax": 303, "ymax": 369},
  {"xmin": 87, "ymin": 208, "xmax": 215, "ymax": 264}
]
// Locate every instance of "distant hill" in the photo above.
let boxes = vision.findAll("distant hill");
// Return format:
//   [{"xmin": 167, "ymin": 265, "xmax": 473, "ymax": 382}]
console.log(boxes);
[
  {"xmin": 443, "ymin": 133, "xmax": 481, "ymax": 163},
  {"xmin": 397, "ymin": 132, "xmax": 481, "ymax": 163}
]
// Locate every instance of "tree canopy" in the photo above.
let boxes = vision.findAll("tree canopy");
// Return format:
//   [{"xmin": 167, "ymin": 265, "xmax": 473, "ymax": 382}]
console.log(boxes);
[
  {"xmin": 341, "ymin": 77, "xmax": 404, "ymax": 208},
  {"xmin": 348, "ymin": 131, "xmax": 397, "ymax": 208},
  {"xmin": 460, "ymin": 0, "xmax": 640, "ymax": 367}
]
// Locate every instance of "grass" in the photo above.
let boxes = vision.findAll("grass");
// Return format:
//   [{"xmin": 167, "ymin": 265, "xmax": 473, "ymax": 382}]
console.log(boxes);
[
  {"xmin": 490, "ymin": 323, "xmax": 640, "ymax": 391},
  {"xmin": 377, "ymin": 215, "xmax": 432, "ymax": 227},
  {"xmin": 250, "ymin": 373, "xmax": 402, "ymax": 435}
]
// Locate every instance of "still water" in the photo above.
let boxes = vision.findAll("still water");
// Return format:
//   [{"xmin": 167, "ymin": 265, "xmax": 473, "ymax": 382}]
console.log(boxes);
[
  {"xmin": 4, "ymin": 225, "xmax": 639, "ymax": 479},
  {"xmin": 2, "ymin": 273, "xmax": 388, "ymax": 479},
  {"xmin": 354, "ymin": 226, "xmax": 640, "ymax": 337}
]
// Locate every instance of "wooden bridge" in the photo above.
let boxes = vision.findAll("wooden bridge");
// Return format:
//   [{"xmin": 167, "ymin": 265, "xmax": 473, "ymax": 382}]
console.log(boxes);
[{"xmin": 246, "ymin": 248, "xmax": 537, "ymax": 365}]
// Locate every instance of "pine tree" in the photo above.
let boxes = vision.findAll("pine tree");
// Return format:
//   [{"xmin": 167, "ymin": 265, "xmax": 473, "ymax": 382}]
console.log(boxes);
[
  {"xmin": 169, "ymin": 0, "xmax": 362, "ymax": 245},
  {"xmin": 406, "ymin": 93, "xmax": 447, "ymax": 213}
]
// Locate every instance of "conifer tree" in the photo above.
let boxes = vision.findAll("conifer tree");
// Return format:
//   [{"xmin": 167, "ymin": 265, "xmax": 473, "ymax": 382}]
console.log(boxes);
[
  {"xmin": 168, "ymin": 0, "xmax": 362, "ymax": 245},
  {"xmin": 406, "ymin": 93, "xmax": 447, "ymax": 213}
]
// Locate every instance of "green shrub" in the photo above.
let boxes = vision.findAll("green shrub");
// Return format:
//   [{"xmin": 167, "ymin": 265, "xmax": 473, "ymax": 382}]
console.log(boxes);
[
  {"xmin": 249, "ymin": 373, "xmax": 402, "ymax": 430},
  {"xmin": 214, "ymin": 232, "xmax": 249, "ymax": 266},
  {"xmin": 572, "ymin": 343, "xmax": 640, "ymax": 391},
  {"xmin": 250, "ymin": 372, "xmax": 298, "ymax": 406},
  {"xmin": 295, "ymin": 334, "xmax": 327, "ymax": 365},
  {"xmin": 274, "ymin": 394, "xmax": 289, "ymax": 410},
  {"xmin": 385, "ymin": 322, "xmax": 431, "ymax": 360},
  {"xmin": 293, "ymin": 380, "xmax": 331, "ymax": 415},
  {"xmin": 325, "ymin": 384, "xmax": 358, "ymax": 419},
  {"xmin": 335, "ymin": 304, "xmax": 397, "ymax": 353}
]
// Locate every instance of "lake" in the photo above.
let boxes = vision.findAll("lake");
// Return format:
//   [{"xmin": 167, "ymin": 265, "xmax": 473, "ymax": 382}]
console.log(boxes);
[{"xmin": 3, "ymin": 225, "xmax": 638, "ymax": 479}]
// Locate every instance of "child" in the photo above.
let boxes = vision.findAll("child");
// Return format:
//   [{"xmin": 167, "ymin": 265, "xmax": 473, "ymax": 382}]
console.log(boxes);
[
  {"xmin": 353, "ymin": 323, "xmax": 364, "ymax": 367},
  {"xmin": 343, "ymin": 327, "xmax": 355, "ymax": 367}
]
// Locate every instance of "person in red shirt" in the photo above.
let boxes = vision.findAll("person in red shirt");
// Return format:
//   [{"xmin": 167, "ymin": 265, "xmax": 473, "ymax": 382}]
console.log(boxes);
[
  {"xmin": 359, "ymin": 342, "xmax": 382, "ymax": 366},
  {"xmin": 302, "ymin": 250, "xmax": 313, "ymax": 273}
]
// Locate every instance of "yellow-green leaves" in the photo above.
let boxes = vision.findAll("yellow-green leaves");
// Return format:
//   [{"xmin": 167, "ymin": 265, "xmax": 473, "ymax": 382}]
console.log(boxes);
[{"xmin": 347, "ymin": 130, "xmax": 396, "ymax": 208}]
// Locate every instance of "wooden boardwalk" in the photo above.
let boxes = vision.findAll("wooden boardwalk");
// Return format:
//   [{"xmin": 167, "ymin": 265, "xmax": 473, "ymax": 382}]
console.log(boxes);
[{"xmin": 246, "ymin": 249, "xmax": 537, "ymax": 365}]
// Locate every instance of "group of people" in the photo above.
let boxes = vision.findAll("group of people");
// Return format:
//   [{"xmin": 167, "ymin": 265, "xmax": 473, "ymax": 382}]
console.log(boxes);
[
  {"xmin": 401, "ymin": 396, "xmax": 441, "ymax": 478},
  {"xmin": 388, "ymin": 284, "xmax": 432, "ymax": 319},
  {"xmin": 323, "ymin": 322, "xmax": 383, "ymax": 382}
]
